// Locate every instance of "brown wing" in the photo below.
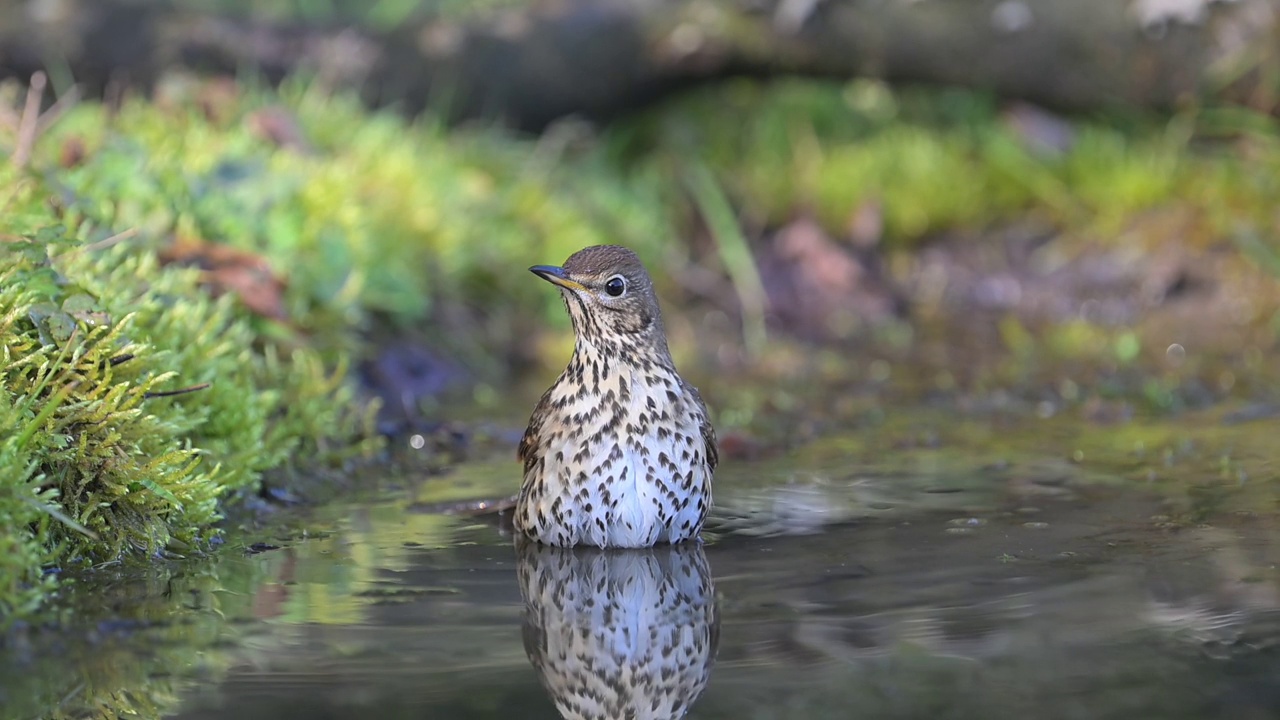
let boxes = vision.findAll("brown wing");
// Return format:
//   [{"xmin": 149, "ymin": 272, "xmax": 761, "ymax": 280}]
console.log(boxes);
[
  {"xmin": 516, "ymin": 386, "xmax": 555, "ymax": 476},
  {"xmin": 684, "ymin": 381, "xmax": 718, "ymax": 473}
]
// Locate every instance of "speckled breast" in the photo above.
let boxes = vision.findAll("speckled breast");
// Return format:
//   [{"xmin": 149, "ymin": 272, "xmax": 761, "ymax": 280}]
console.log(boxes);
[{"xmin": 517, "ymin": 363, "xmax": 712, "ymax": 548}]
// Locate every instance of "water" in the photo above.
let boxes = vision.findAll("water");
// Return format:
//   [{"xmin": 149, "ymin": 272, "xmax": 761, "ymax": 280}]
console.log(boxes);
[{"xmin": 3, "ymin": 408, "xmax": 1280, "ymax": 719}]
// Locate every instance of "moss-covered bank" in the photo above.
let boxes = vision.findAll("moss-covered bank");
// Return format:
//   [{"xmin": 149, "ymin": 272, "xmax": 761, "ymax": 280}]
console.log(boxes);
[
  {"xmin": 0, "ymin": 73, "xmax": 679, "ymax": 620},
  {"xmin": 0, "ymin": 220, "xmax": 380, "ymax": 620}
]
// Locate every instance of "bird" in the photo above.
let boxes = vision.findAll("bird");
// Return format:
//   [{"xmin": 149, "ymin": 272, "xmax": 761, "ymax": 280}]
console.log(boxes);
[
  {"xmin": 517, "ymin": 542, "xmax": 719, "ymax": 720},
  {"xmin": 515, "ymin": 244, "xmax": 718, "ymax": 548}
]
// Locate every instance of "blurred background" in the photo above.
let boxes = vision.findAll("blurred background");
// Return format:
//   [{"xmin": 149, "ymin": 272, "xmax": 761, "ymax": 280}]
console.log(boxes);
[
  {"xmin": 3, "ymin": 0, "xmax": 1278, "ymax": 416},
  {"xmin": 3, "ymin": 1, "xmax": 1280, "ymax": 719}
]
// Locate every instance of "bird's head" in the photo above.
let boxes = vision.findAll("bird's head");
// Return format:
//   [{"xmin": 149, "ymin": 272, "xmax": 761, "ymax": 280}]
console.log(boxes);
[{"xmin": 530, "ymin": 245, "xmax": 669, "ymax": 357}]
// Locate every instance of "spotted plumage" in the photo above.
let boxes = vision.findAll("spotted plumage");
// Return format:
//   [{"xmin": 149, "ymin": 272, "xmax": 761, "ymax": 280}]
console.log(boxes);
[
  {"xmin": 516, "ymin": 245, "xmax": 717, "ymax": 548},
  {"xmin": 517, "ymin": 542, "xmax": 719, "ymax": 720}
]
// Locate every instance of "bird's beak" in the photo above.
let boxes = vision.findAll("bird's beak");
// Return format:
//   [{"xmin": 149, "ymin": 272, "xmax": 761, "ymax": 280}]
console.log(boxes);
[{"xmin": 530, "ymin": 265, "xmax": 587, "ymax": 292}]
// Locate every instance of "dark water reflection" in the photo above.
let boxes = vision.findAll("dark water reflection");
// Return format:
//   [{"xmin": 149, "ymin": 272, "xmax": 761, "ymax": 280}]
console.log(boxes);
[
  {"xmin": 518, "ymin": 543, "xmax": 718, "ymax": 720},
  {"xmin": 4, "ymin": 462, "xmax": 1280, "ymax": 719},
  {"xmin": 148, "ymin": 490, "xmax": 1279, "ymax": 720}
]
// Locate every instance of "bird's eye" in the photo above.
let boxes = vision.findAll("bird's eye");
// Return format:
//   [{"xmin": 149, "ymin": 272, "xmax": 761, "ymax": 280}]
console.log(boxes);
[{"xmin": 604, "ymin": 275, "xmax": 626, "ymax": 297}]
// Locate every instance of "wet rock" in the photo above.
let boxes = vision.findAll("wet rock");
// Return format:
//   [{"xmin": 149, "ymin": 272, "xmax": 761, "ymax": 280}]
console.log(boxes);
[
  {"xmin": 258, "ymin": 483, "xmax": 301, "ymax": 506},
  {"xmin": 359, "ymin": 341, "xmax": 467, "ymax": 435}
]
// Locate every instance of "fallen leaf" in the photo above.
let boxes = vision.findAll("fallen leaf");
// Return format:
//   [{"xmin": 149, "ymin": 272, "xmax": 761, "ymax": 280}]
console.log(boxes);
[{"xmin": 159, "ymin": 237, "xmax": 289, "ymax": 321}]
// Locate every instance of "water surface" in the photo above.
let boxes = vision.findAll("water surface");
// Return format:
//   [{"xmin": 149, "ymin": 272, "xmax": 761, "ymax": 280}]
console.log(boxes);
[{"xmin": 4, "ymin": 408, "xmax": 1280, "ymax": 720}]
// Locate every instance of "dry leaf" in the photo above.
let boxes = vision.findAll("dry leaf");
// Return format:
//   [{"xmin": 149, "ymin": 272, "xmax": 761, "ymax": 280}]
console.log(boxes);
[{"xmin": 159, "ymin": 237, "xmax": 289, "ymax": 321}]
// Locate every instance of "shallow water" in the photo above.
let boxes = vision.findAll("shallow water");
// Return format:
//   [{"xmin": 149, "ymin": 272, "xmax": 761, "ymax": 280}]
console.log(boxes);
[{"xmin": 4, "ymin": 407, "xmax": 1280, "ymax": 720}]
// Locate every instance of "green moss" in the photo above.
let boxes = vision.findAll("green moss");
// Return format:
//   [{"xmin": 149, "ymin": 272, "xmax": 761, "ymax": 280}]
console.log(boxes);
[
  {"xmin": 0, "ymin": 218, "xmax": 377, "ymax": 622},
  {"xmin": 0, "ymin": 394, "xmax": 57, "ymax": 620}
]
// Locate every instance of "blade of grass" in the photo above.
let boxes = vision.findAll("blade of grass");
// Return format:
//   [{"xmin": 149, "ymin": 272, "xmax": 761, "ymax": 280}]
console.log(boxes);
[
  {"xmin": 684, "ymin": 162, "xmax": 768, "ymax": 357},
  {"xmin": 18, "ymin": 493, "xmax": 99, "ymax": 541},
  {"xmin": 13, "ymin": 381, "xmax": 75, "ymax": 452}
]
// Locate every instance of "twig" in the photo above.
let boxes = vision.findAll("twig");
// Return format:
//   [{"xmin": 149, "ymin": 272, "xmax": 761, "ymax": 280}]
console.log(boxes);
[
  {"xmin": 12, "ymin": 71, "xmax": 47, "ymax": 169},
  {"xmin": 81, "ymin": 227, "xmax": 139, "ymax": 252},
  {"xmin": 35, "ymin": 84, "xmax": 81, "ymax": 137},
  {"xmin": 144, "ymin": 383, "xmax": 212, "ymax": 399}
]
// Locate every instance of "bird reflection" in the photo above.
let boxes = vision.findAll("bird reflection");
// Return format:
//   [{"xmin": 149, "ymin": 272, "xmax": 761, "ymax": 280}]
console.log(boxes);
[{"xmin": 516, "ymin": 542, "xmax": 720, "ymax": 720}]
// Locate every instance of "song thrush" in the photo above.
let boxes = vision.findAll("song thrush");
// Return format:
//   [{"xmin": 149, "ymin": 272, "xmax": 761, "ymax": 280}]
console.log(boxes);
[{"xmin": 516, "ymin": 245, "xmax": 718, "ymax": 548}]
